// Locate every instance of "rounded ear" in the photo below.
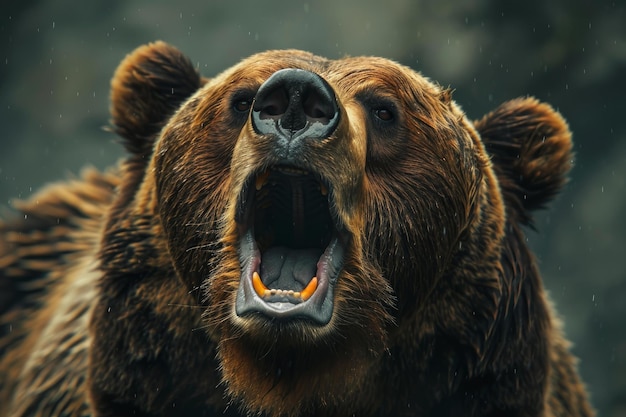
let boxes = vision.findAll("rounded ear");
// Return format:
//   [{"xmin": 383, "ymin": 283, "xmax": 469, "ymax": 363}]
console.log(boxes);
[
  {"xmin": 110, "ymin": 41, "xmax": 204, "ymax": 156},
  {"xmin": 475, "ymin": 97, "xmax": 573, "ymax": 225}
]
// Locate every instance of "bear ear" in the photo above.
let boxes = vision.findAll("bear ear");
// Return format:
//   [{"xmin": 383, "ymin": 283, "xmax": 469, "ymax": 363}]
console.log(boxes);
[
  {"xmin": 110, "ymin": 41, "xmax": 204, "ymax": 156},
  {"xmin": 474, "ymin": 97, "xmax": 573, "ymax": 225}
]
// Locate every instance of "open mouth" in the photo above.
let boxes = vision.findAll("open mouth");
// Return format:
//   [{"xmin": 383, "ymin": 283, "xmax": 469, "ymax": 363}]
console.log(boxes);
[{"xmin": 234, "ymin": 165, "xmax": 346, "ymax": 325}]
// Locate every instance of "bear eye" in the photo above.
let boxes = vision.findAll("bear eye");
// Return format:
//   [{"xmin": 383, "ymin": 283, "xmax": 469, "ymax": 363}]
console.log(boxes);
[
  {"xmin": 355, "ymin": 91, "xmax": 397, "ymax": 128},
  {"xmin": 233, "ymin": 99, "xmax": 253, "ymax": 113},
  {"xmin": 373, "ymin": 108, "xmax": 394, "ymax": 122}
]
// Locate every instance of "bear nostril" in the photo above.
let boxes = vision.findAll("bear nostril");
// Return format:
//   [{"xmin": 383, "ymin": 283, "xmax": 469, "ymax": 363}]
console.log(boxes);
[
  {"xmin": 252, "ymin": 68, "xmax": 339, "ymax": 138},
  {"xmin": 303, "ymin": 90, "xmax": 334, "ymax": 124},
  {"xmin": 259, "ymin": 88, "xmax": 289, "ymax": 119}
]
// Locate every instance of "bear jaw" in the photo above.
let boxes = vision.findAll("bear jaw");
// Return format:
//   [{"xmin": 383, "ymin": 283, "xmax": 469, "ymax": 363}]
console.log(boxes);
[{"xmin": 234, "ymin": 166, "xmax": 347, "ymax": 325}]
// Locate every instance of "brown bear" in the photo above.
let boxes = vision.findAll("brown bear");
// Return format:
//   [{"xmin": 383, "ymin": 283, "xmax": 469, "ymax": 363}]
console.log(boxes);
[{"xmin": 0, "ymin": 41, "xmax": 594, "ymax": 417}]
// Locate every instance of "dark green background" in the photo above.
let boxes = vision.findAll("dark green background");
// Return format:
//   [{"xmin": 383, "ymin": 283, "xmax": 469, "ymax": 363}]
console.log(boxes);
[{"xmin": 1, "ymin": 1, "xmax": 624, "ymax": 415}]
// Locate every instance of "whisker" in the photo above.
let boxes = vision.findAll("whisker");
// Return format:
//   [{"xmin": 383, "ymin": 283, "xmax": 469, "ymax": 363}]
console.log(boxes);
[
  {"xmin": 167, "ymin": 303, "xmax": 204, "ymax": 309},
  {"xmin": 184, "ymin": 221, "xmax": 212, "ymax": 227},
  {"xmin": 185, "ymin": 244, "xmax": 214, "ymax": 252},
  {"xmin": 191, "ymin": 323, "xmax": 212, "ymax": 332}
]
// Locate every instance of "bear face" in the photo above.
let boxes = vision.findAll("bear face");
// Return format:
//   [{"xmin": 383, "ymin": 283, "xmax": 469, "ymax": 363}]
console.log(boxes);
[
  {"xmin": 159, "ymin": 55, "xmax": 483, "ymax": 319},
  {"xmin": 107, "ymin": 45, "xmax": 492, "ymax": 412},
  {"xmin": 1, "ymin": 42, "xmax": 592, "ymax": 417}
]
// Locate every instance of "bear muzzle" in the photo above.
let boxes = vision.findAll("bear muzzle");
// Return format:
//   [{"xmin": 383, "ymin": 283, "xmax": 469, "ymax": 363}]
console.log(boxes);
[{"xmin": 230, "ymin": 69, "xmax": 364, "ymax": 326}]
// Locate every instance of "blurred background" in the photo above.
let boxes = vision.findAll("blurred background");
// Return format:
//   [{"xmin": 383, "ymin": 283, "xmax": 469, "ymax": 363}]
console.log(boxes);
[{"xmin": 1, "ymin": 0, "xmax": 624, "ymax": 415}]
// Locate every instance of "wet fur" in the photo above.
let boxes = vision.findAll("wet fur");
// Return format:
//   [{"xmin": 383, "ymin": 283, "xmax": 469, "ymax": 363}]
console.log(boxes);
[{"xmin": 0, "ymin": 42, "xmax": 593, "ymax": 417}]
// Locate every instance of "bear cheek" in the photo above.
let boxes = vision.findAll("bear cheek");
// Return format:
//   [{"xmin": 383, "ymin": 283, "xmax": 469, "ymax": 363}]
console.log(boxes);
[
  {"xmin": 153, "ymin": 122, "xmax": 235, "ymax": 285},
  {"xmin": 229, "ymin": 123, "xmax": 269, "ymax": 193},
  {"xmin": 327, "ymin": 103, "xmax": 368, "ymax": 233}
]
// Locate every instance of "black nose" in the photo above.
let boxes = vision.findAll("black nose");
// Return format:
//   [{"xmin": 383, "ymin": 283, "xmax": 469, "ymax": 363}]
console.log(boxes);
[{"xmin": 252, "ymin": 69, "xmax": 339, "ymax": 139}]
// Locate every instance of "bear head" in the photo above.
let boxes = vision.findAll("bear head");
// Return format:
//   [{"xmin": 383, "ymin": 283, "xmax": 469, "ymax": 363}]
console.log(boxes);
[{"xmin": 92, "ymin": 41, "xmax": 572, "ymax": 416}]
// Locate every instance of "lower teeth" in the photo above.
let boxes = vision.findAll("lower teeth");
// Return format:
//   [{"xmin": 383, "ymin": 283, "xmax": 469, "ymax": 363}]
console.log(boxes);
[{"xmin": 263, "ymin": 288, "xmax": 302, "ymax": 300}]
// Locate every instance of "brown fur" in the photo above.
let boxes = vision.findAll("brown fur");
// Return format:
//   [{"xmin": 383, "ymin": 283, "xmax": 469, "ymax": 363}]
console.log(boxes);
[{"xmin": 0, "ymin": 41, "xmax": 593, "ymax": 417}]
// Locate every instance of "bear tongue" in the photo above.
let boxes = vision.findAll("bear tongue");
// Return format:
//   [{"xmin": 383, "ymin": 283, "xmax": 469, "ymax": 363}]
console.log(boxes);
[{"xmin": 260, "ymin": 246, "xmax": 320, "ymax": 291}]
